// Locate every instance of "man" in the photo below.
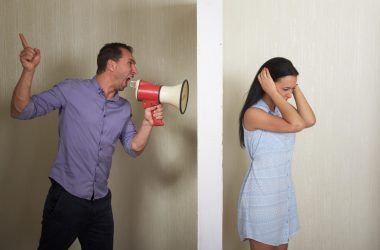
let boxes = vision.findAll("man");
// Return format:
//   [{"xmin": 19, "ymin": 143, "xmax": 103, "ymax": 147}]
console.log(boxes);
[{"xmin": 11, "ymin": 34, "xmax": 163, "ymax": 250}]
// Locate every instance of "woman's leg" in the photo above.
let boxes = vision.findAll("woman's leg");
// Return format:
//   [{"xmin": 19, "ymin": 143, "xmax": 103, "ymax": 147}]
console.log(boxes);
[
  {"xmin": 276, "ymin": 243, "xmax": 288, "ymax": 250},
  {"xmin": 249, "ymin": 239, "xmax": 276, "ymax": 250}
]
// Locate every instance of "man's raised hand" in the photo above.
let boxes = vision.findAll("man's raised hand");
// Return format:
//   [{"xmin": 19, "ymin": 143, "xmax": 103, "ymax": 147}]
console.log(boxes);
[{"xmin": 19, "ymin": 33, "xmax": 40, "ymax": 72}]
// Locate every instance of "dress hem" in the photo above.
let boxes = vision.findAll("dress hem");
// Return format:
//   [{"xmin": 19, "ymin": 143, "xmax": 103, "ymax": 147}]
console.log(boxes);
[{"xmin": 240, "ymin": 227, "xmax": 300, "ymax": 246}]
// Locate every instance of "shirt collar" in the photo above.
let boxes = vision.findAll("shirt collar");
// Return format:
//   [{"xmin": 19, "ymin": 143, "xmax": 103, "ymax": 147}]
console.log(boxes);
[{"xmin": 91, "ymin": 77, "xmax": 120, "ymax": 102}]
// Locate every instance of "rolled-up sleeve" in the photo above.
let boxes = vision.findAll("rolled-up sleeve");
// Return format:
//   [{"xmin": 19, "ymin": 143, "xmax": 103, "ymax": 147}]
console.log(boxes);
[
  {"xmin": 16, "ymin": 83, "xmax": 66, "ymax": 120},
  {"xmin": 120, "ymin": 114, "xmax": 137, "ymax": 157}
]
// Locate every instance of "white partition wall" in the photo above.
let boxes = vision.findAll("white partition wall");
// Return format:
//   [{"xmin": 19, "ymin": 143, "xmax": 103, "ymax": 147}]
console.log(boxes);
[{"xmin": 197, "ymin": 0, "xmax": 223, "ymax": 250}]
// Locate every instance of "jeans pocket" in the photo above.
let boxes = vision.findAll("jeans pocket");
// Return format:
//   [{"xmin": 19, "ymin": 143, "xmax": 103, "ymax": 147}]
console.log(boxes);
[{"xmin": 42, "ymin": 183, "xmax": 64, "ymax": 221}]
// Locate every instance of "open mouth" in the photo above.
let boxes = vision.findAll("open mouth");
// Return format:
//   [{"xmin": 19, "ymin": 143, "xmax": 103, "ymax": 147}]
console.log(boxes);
[
  {"xmin": 124, "ymin": 77, "xmax": 131, "ymax": 85},
  {"xmin": 123, "ymin": 74, "xmax": 134, "ymax": 86},
  {"xmin": 125, "ymin": 76, "xmax": 134, "ymax": 86}
]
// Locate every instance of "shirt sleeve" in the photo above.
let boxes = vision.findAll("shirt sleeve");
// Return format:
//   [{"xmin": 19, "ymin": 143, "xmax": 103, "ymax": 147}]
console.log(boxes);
[
  {"xmin": 16, "ymin": 82, "xmax": 67, "ymax": 120},
  {"xmin": 120, "ymin": 113, "xmax": 138, "ymax": 158}
]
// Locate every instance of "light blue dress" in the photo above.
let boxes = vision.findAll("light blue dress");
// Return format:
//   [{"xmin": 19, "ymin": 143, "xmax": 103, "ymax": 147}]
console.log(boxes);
[{"xmin": 238, "ymin": 99, "xmax": 300, "ymax": 246}]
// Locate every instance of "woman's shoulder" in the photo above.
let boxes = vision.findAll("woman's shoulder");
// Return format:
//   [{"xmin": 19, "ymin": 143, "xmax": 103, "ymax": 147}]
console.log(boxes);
[
  {"xmin": 243, "ymin": 101, "xmax": 268, "ymax": 132},
  {"xmin": 251, "ymin": 99, "xmax": 270, "ymax": 112}
]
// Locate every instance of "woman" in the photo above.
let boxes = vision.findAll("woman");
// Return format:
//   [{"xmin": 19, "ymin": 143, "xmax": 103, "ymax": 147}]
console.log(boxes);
[{"xmin": 238, "ymin": 57, "xmax": 316, "ymax": 250}]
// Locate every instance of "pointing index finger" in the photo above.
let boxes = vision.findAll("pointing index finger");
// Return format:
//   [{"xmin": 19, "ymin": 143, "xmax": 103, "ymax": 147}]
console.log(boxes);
[{"xmin": 19, "ymin": 33, "xmax": 29, "ymax": 48}]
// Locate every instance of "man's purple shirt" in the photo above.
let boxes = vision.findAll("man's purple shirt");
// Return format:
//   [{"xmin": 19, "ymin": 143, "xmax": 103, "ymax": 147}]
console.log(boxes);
[{"xmin": 17, "ymin": 77, "xmax": 137, "ymax": 200}]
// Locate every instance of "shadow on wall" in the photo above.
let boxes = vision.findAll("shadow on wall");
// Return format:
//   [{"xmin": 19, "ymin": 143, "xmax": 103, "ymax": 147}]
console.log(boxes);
[
  {"xmin": 0, "ymin": 100, "xmax": 56, "ymax": 249},
  {"xmin": 109, "ymin": 3, "xmax": 197, "ymax": 250},
  {"xmin": 223, "ymin": 71, "xmax": 252, "ymax": 250}
]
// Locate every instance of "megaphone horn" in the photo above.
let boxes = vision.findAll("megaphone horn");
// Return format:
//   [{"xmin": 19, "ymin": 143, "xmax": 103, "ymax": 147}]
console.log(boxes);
[
  {"xmin": 129, "ymin": 79, "xmax": 189, "ymax": 126},
  {"xmin": 159, "ymin": 79, "xmax": 189, "ymax": 114}
]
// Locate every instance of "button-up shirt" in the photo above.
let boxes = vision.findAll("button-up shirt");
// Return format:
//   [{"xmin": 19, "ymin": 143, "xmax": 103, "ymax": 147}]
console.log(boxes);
[{"xmin": 17, "ymin": 77, "xmax": 137, "ymax": 200}]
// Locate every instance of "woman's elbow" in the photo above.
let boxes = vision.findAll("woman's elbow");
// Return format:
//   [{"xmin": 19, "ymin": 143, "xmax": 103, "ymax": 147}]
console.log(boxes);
[
  {"xmin": 292, "ymin": 122, "xmax": 305, "ymax": 132},
  {"xmin": 305, "ymin": 118, "xmax": 316, "ymax": 128},
  {"xmin": 289, "ymin": 119, "xmax": 307, "ymax": 132}
]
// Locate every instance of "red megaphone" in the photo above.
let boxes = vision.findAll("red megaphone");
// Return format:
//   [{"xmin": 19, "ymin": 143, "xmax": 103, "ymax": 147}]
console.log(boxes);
[{"xmin": 129, "ymin": 79, "xmax": 189, "ymax": 126}]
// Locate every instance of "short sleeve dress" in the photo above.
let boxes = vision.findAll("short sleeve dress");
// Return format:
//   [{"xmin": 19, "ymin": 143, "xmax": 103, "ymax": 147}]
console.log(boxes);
[{"xmin": 237, "ymin": 99, "xmax": 300, "ymax": 246}]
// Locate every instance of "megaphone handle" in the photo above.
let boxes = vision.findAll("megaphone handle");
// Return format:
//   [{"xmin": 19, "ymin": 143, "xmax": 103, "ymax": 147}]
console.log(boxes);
[
  {"xmin": 152, "ymin": 115, "xmax": 164, "ymax": 126},
  {"xmin": 143, "ymin": 100, "xmax": 164, "ymax": 126}
]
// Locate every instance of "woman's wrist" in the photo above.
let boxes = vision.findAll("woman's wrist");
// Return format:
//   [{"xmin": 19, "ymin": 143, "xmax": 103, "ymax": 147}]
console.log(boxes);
[
  {"xmin": 293, "ymin": 85, "xmax": 302, "ymax": 97},
  {"xmin": 268, "ymin": 89, "xmax": 281, "ymax": 99}
]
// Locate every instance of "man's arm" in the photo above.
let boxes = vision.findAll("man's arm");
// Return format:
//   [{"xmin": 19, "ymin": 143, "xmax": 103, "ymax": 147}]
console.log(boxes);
[
  {"xmin": 131, "ymin": 105, "xmax": 164, "ymax": 156},
  {"xmin": 11, "ymin": 33, "xmax": 40, "ymax": 118},
  {"xmin": 120, "ymin": 105, "xmax": 164, "ymax": 157}
]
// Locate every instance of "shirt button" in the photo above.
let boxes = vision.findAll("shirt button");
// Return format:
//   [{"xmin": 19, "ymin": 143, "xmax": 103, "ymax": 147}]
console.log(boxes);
[
  {"xmin": 103, "ymin": 114, "xmax": 106, "ymax": 117},
  {"xmin": 100, "ymin": 147, "xmax": 102, "ymax": 151}
]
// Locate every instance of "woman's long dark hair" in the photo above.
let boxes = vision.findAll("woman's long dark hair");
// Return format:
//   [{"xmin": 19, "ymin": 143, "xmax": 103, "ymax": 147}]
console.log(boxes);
[{"xmin": 239, "ymin": 57, "xmax": 299, "ymax": 147}]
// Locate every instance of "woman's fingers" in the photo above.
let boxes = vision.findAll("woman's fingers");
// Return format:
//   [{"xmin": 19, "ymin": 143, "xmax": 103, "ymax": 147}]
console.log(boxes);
[{"xmin": 264, "ymin": 67, "xmax": 269, "ymax": 78}]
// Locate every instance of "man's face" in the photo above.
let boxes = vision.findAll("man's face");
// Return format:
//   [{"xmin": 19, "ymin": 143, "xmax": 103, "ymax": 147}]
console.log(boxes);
[
  {"xmin": 113, "ymin": 48, "xmax": 138, "ymax": 91},
  {"xmin": 275, "ymin": 75, "xmax": 297, "ymax": 101}
]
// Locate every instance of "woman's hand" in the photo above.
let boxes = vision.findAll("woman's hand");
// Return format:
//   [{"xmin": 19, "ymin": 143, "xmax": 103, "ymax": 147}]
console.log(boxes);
[{"xmin": 258, "ymin": 67, "xmax": 277, "ymax": 95}]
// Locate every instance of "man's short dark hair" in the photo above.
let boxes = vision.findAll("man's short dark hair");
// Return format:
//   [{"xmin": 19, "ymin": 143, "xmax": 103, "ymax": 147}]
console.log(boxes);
[{"xmin": 96, "ymin": 43, "xmax": 134, "ymax": 74}]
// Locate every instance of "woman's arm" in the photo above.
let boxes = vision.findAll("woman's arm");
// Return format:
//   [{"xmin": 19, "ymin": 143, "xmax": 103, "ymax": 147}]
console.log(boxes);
[
  {"xmin": 245, "ymin": 68, "xmax": 306, "ymax": 132},
  {"xmin": 244, "ymin": 106, "xmax": 305, "ymax": 133},
  {"xmin": 293, "ymin": 85, "xmax": 316, "ymax": 127}
]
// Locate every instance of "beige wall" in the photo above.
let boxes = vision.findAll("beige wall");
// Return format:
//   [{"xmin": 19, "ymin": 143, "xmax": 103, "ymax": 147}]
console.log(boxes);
[
  {"xmin": 224, "ymin": 1, "xmax": 380, "ymax": 250},
  {"xmin": 0, "ymin": 0, "xmax": 196, "ymax": 249}
]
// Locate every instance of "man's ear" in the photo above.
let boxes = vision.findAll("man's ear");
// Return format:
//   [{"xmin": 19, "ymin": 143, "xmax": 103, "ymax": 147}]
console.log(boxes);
[{"xmin": 106, "ymin": 59, "xmax": 117, "ymax": 72}]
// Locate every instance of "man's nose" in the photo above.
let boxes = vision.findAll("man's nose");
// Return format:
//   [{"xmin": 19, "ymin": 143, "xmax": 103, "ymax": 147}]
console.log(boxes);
[{"xmin": 132, "ymin": 64, "xmax": 138, "ymax": 75}]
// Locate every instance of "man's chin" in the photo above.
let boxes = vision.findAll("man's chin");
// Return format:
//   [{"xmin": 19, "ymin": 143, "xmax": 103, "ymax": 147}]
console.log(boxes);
[
  {"xmin": 123, "ymin": 79, "xmax": 130, "ymax": 88},
  {"xmin": 120, "ymin": 81, "xmax": 128, "ymax": 91}
]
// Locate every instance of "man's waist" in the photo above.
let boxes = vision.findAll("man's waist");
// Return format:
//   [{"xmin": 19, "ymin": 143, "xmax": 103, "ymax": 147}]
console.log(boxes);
[{"xmin": 49, "ymin": 168, "xmax": 110, "ymax": 200}]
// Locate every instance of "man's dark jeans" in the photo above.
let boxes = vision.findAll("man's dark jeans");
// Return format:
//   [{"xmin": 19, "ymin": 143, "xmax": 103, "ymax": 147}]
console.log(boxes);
[{"xmin": 38, "ymin": 179, "xmax": 114, "ymax": 250}]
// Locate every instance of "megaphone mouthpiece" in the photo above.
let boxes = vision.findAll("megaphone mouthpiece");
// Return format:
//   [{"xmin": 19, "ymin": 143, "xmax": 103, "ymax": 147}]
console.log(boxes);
[{"xmin": 129, "ymin": 80, "xmax": 138, "ymax": 89}]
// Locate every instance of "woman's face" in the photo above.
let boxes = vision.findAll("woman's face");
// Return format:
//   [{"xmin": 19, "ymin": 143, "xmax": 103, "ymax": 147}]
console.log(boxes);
[{"xmin": 275, "ymin": 75, "xmax": 298, "ymax": 101}]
